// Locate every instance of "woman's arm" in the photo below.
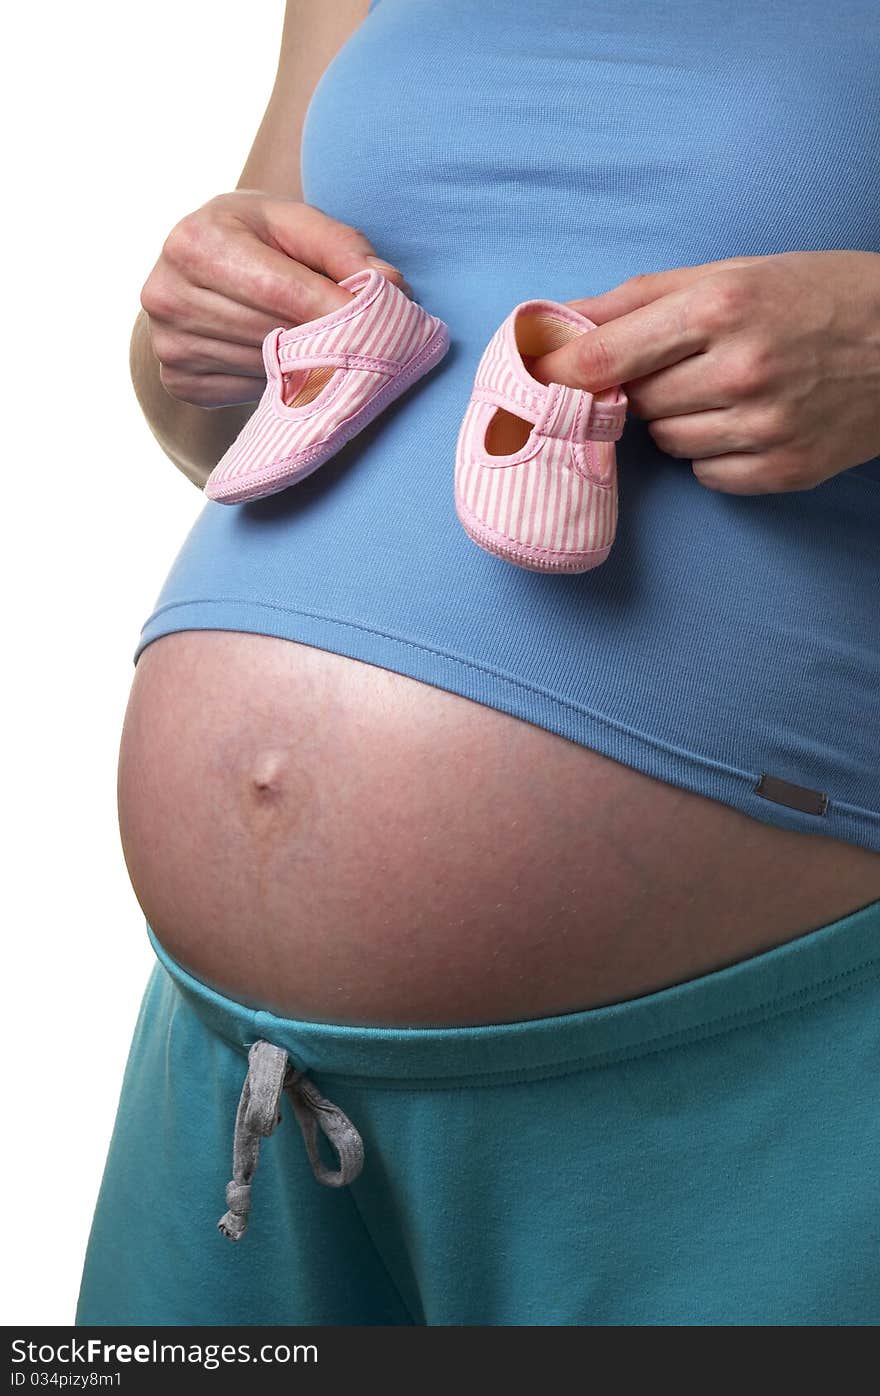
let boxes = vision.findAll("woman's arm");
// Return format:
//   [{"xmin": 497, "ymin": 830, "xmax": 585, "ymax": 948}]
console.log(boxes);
[{"xmin": 131, "ymin": 0, "xmax": 375, "ymax": 488}]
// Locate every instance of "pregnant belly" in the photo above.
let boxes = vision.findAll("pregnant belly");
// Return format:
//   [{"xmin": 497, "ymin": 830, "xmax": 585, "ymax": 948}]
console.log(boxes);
[{"xmin": 117, "ymin": 630, "xmax": 880, "ymax": 1026}]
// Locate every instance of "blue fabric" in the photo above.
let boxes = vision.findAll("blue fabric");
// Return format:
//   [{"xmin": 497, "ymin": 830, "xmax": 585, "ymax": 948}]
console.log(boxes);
[
  {"xmin": 134, "ymin": 0, "xmax": 880, "ymax": 850},
  {"xmin": 76, "ymin": 898, "xmax": 880, "ymax": 1324}
]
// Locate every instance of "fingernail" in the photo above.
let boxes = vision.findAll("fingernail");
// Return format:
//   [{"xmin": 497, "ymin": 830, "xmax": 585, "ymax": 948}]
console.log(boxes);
[
  {"xmin": 366, "ymin": 257, "xmax": 413, "ymax": 298},
  {"xmin": 366, "ymin": 255, "xmax": 403, "ymax": 275}
]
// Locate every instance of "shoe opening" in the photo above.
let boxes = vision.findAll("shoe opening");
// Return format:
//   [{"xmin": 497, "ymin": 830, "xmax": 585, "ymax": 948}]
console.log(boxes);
[{"xmin": 281, "ymin": 365, "xmax": 337, "ymax": 408}]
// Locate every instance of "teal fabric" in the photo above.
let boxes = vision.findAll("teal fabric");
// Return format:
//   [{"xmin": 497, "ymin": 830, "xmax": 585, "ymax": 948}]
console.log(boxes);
[
  {"xmin": 77, "ymin": 899, "xmax": 880, "ymax": 1326},
  {"xmin": 133, "ymin": 0, "xmax": 880, "ymax": 852}
]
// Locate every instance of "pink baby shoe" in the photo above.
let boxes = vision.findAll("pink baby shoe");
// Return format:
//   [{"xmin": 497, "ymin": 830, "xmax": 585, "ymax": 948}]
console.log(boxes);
[
  {"xmin": 205, "ymin": 267, "xmax": 450, "ymax": 503},
  {"xmin": 454, "ymin": 299, "xmax": 627, "ymax": 572}
]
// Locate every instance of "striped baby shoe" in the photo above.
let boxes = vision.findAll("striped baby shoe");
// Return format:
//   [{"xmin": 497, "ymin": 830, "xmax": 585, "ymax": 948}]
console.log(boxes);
[
  {"xmin": 205, "ymin": 267, "xmax": 449, "ymax": 503},
  {"xmin": 454, "ymin": 299, "xmax": 628, "ymax": 572}
]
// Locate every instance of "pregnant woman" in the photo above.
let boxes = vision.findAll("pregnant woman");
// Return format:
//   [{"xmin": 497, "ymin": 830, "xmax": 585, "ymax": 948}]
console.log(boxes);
[{"xmin": 77, "ymin": 0, "xmax": 880, "ymax": 1325}]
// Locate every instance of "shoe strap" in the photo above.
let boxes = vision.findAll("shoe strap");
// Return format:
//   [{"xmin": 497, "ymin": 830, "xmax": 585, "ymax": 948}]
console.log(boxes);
[
  {"xmin": 278, "ymin": 346, "xmax": 402, "ymax": 375},
  {"xmin": 536, "ymin": 379, "xmax": 627, "ymax": 443},
  {"xmin": 262, "ymin": 328, "xmax": 400, "ymax": 380},
  {"xmin": 471, "ymin": 378, "xmax": 627, "ymax": 443}
]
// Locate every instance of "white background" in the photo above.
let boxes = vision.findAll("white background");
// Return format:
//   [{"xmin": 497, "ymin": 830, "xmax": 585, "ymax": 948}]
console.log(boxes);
[{"xmin": 4, "ymin": 2, "xmax": 285, "ymax": 1325}]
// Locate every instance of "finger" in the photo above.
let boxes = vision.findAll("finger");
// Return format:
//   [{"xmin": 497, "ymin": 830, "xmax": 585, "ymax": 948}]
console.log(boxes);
[
  {"xmin": 528, "ymin": 286, "xmax": 712, "ymax": 394},
  {"xmin": 647, "ymin": 409, "xmax": 755, "ymax": 460},
  {"xmin": 690, "ymin": 452, "xmax": 795, "ymax": 495},
  {"xmin": 193, "ymin": 227, "xmax": 360, "ymax": 325},
  {"xmin": 565, "ymin": 267, "xmax": 708, "ymax": 327},
  {"xmin": 151, "ymin": 273, "xmax": 298, "ymax": 347},
  {"xmin": 148, "ymin": 325, "xmax": 266, "ymax": 378},
  {"xmin": 260, "ymin": 199, "xmax": 410, "ymax": 292},
  {"xmin": 159, "ymin": 368, "xmax": 266, "ymax": 409},
  {"xmin": 625, "ymin": 348, "xmax": 733, "ymax": 420},
  {"xmin": 169, "ymin": 202, "xmax": 410, "ymax": 329},
  {"xmin": 564, "ymin": 256, "xmax": 765, "ymax": 326}
]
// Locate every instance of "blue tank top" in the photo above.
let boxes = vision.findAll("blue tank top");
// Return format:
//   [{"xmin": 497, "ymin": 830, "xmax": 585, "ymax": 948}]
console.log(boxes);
[{"xmin": 135, "ymin": 0, "xmax": 880, "ymax": 852}]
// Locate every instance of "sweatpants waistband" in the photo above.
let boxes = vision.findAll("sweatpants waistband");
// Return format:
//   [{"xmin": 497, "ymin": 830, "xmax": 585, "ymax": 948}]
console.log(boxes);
[{"xmin": 147, "ymin": 896, "xmax": 880, "ymax": 1089}]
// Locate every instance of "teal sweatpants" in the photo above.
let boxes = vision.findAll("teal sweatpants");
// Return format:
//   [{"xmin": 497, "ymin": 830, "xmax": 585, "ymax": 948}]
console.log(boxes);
[{"xmin": 77, "ymin": 900, "xmax": 880, "ymax": 1326}]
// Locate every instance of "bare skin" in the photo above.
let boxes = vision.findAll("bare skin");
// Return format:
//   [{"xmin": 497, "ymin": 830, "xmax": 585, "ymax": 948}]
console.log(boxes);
[
  {"xmin": 121, "ymin": 1, "xmax": 880, "ymax": 1027},
  {"xmin": 117, "ymin": 631, "xmax": 880, "ymax": 1026},
  {"xmin": 539, "ymin": 249, "xmax": 880, "ymax": 494}
]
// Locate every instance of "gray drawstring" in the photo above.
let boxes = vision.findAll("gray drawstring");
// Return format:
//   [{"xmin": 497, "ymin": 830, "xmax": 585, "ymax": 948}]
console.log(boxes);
[{"xmin": 218, "ymin": 1040, "xmax": 365, "ymax": 1241}]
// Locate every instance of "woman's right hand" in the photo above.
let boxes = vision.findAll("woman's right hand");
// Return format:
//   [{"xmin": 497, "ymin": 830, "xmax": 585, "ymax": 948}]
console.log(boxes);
[{"xmin": 140, "ymin": 190, "xmax": 410, "ymax": 409}]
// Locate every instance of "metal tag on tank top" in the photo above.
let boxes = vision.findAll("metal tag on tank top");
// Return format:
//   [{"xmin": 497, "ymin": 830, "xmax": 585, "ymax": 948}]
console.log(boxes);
[{"xmin": 754, "ymin": 772, "xmax": 828, "ymax": 816}]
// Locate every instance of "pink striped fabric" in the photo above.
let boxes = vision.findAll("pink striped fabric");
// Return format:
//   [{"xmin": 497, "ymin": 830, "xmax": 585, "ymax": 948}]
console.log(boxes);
[
  {"xmin": 454, "ymin": 300, "xmax": 628, "ymax": 573},
  {"xmin": 205, "ymin": 267, "xmax": 449, "ymax": 503}
]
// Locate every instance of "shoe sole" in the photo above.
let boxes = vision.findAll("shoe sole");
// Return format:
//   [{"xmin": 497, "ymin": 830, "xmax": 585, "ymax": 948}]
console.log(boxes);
[
  {"xmin": 208, "ymin": 317, "xmax": 451, "ymax": 504},
  {"xmin": 454, "ymin": 487, "xmax": 614, "ymax": 573}
]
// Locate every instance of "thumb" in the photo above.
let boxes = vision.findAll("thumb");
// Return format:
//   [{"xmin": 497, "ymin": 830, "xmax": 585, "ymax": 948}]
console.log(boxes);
[
  {"xmin": 526, "ymin": 324, "xmax": 632, "ymax": 395},
  {"xmin": 529, "ymin": 256, "xmax": 768, "ymax": 391},
  {"xmin": 526, "ymin": 267, "xmax": 712, "ymax": 392},
  {"xmin": 261, "ymin": 198, "xmax": 411, "ymax": 295},
  {"xmin": 528, "ymin": 286, "xmax": 702, "ymax": 394}
]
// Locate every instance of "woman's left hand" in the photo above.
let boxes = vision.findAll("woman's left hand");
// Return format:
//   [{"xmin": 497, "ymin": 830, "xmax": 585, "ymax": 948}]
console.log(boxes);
[{"xmin": 528, "ymin": 250, "xmax": 880, "ymax": 494}]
